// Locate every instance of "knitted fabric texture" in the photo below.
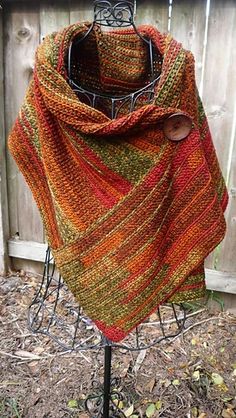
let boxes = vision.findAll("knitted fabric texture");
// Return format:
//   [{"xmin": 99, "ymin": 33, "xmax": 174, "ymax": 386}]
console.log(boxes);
[{"xmin": 8, "ymin": 22, "xmax": 228, "ymax": 342}]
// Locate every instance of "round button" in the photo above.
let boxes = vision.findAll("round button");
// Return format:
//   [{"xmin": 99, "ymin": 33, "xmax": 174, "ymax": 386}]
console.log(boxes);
[{"xmin": 163, "ymin": 113, "xmax": 192, "ymax": 141}]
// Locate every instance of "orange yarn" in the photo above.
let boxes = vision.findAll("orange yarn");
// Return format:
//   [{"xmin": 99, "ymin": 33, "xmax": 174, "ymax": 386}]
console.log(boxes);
[{"xmin": 8, "ymin": 22, "xmax": 228, "ymax": 342}]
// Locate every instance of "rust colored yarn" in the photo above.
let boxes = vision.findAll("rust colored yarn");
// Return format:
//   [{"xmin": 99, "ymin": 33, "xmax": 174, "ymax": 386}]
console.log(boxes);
[{"xmin": 8, "ymin": 22, "xmax": 228, "ymax": 342}]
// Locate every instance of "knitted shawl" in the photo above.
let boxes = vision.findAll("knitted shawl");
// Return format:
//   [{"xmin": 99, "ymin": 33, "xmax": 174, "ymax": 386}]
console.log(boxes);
[{"xmin": 8, "ymin": 22, "xmax": 228, "ymax": 342}]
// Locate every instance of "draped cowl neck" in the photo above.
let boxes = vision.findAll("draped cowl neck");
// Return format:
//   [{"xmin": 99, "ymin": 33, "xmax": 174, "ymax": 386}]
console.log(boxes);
[
  {"xmin": 34, "ymin": 22, "xmax": 198, "ymax": 135},
  {"xmin": 8, "ymin": 22, "xmax": 228, "ymax": 342}
]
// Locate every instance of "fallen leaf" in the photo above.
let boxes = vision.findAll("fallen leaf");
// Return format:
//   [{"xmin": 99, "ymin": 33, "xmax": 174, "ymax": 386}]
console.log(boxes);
[
  {"xmin": 155, "ymin": 400, "xmax": 162, "ymax": 410},
  {"xmin": 120, "ymin": 356, "xmax": 131, "ymax": 378},
  {"xmin": 218, "ymin": 383, "xmax": 229, "ymax": 392},
  {"xmin": 19, "ymin": 295, "xmax": 32, "ymax": 307},
  {"xmin": 209, "ymin": 356, "xmax": 217, "ymax": 366},
  {"xmin": 198, "ymin": 413, "xmax": 207, "ymax": 418},
  {"xmin": 124, "ymin": 404, "xmax": 134, "ymax": 417},
  {"xmin": 222, "ymin": 397, "xmax": 233, "ymax": 402},
  {"xmin": 113, "ymin": 399, "xmax": 124, "ymax": 409},
  {"xmin": 133, "ymin": 350, "xmax": 147, "ymax": 373},
  {"xmin": 28, "ymin": 361, "xmax": 40, "ymax": 376},
  {"xmin": 163, "ymin": 379, "xmax": 171, "ymax": 388},
  {"xmin": 67, "ymin": 399, "xmax": 78, "ymax": 409},
  {"xmin": 149, "ymin": 313, "xmax": 158, "ymax": 321},
  {"xmin": 32, "ymin": 346, "xmax": 45, "ymax": 355},
  {"xmin": 146, "ymin": 403, "xmax": 156, "ymax": 417},
  {"xmin": 146, "ymin": 378, "xmax": 156, "ymax": 393},
  {"xmin": 164, "ymin": 346, "xmax": 174, "ymax": 353},
  {"xmin": 172, "ymin": 379, "xmax": 180, "ymax": 386},
  {"xmin": 180, "ymin": 363, "xmax": 188, "ymax": 369},
  {"xmin": 192, "ymin": 370, "xmax": 200, "ymax": 381},
  {"xmin": 191, "ymin": 406, "xmax": 198, "ymax": 417},
  {"xmin": 211, "ymin": 372, "xmax": 224, "ymax": 385},
  {"xmin": 222, "ymin": 409, "xmax": 236, "ymax": 418},
  {"xmin": 28, "ymin": 276, "xmax": 39, "ymax": 288},
  {"xmin": 207, "ymin": 324, "xmax": 215, "ymax": 333}
]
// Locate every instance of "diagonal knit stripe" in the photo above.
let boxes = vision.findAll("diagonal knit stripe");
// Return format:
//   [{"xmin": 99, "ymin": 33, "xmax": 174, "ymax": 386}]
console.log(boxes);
[{"xmin": 8, "ymin": 22, "xmax": 228, "ymax": 342}]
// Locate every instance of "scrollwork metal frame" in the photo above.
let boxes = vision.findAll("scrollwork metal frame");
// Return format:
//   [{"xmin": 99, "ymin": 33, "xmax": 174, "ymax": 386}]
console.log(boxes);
[
  {"xmin": 28, "ymin": 247, "xmax": 186, "ymax": 352},
  {"xmin": 93, "ymin": 0, "xmax": 134, "ymax": 27}
]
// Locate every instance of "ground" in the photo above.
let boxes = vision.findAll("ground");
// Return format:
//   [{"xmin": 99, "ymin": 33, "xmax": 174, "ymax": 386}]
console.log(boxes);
[{"xmin": 0, "ymin": 272, "xmax": 236, "ymax": 418}]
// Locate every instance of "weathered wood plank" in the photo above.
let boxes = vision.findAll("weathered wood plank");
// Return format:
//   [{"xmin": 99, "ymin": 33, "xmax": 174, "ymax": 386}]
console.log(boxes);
[
  {"xmin": 7, "ymin": 238, "xmax": 236, "ymax": 294},
  {"xmin": 69, "ymin": 0, "xmax": 93, "ymax": 24},
  {"xmin": 39, "ymin": 1, "xmax": 70, "ymax": 246},
  {"xmin": 202, "ymin": 1, "xmax": 236, "ymax": 178},
  {"xmin": 136, "ymin": 0, "xmax": 169, "ymax": 33},
  {"xmin": 4, "ymin": 2, "xmax": 44, "ymax": 243},
  {"xmin": 4, "ymin": 4, "xmax": 19, "ymax": 240},
  {"xmin": 209, "ymin": 2, "xmax": 236, "ymax": 273},
  {"xmin": 205, "ymin": 268, "xmax": 236, "ymax": 295},
  {"xmin": 217, "ymin": 135, "xmax": 236, "ymax": 271},
  {"xmin": 171, "ymin": 0, "xmax": 207, "ymax": 88},
  {"xmin": 8, "ymin": 239, "xmax": 49, "ymax": 262},
  {"xmin": 39, "ymin": 0, "xmax": 70, "ymax": 42},
  {"xmin": 217, "ymin": 293, "xmax": 236, "ymax": 315},
  {"xmin": 202, "ymin": 1, "xmax": 236, "ymax": 272},
  {"xmin": 0, "ymin": 8, "xmax": 10, "ymax": 273},
  {"xmin": 171, "ymin": 0, "xmax": 216, "ymax": 269}
]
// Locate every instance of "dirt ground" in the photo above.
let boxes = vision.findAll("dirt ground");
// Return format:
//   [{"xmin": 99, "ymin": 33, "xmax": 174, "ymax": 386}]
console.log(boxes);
[{"xmin": 0, "ymin": 272, "xmax": 236, "ymax": 418}]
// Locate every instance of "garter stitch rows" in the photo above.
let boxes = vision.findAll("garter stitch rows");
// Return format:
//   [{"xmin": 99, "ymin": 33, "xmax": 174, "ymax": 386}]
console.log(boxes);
[{"xmin": 8, "ymin": 22, "xmax": 228, "ymax": 342}]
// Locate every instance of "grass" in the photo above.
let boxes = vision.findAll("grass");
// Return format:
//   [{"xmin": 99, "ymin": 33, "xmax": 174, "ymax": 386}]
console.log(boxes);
[{"xmin": 0, "ymin": 398, "xmax": 22, "ymax": 418}]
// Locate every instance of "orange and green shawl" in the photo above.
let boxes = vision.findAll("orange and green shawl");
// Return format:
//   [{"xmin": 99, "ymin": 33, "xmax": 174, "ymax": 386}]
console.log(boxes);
[{"xmin": 8, "ymin": 22, "xmax": 228, "ymax": 342}]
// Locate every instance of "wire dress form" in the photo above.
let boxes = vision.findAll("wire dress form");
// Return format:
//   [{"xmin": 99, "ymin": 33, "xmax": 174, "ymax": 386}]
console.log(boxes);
[
  {"xmin": 28, "ymin": 1, "xmax": 187, "ymax": 417},
  {"xmin": 67, "ymin": 0, "xmax": 163, "ymax": 119}
]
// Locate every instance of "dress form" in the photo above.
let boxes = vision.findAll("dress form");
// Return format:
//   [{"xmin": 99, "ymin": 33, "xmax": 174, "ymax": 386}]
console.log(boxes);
[{"xmin": 28, "ymin": 2, "xmax": 187, "ymax": 417}]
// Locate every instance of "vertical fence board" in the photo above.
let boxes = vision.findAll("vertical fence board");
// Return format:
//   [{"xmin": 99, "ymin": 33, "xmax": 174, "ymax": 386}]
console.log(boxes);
[
  {"xmin": 4, "ymin": 5, "xmax": 18, "ymax": 239},
  {"xmin": 171, "ymin": 0, "xmax": 207, "ymax": 87},
  {"xmin": 136, "ymin": 0, "xmax": 169, "ymax": 32},
  {"xmin": 209, "ymin": 2, "xmax": 236, "ymax": 273},
  {"xmin": 39, "ymin": 2, "xmax": 70, "ymax": 242},
  {"xmin": 0, "ymin": 8, "xmax": 10, "ymax": 273},
  {"xmin": 39, "ymin": 0, "xmax": 70, "ymax": 42},
  {"xmin": 202, "ymin": 1, "xmax": 236, "ymax": 177},
  {"xmin": 202, "ymin": 1, "xmax": 236, "ymax": 271},
  {"xmin": 168, "ymin": 0, "xmax": 216, "ymax": 270},
  {"xmin": 218, "ymin": 138, "xmax": 236, "ymax": 272},
  {"xmin": 69, "ymin": 0, "xmax": 93, "ymax": 24},
  {"xmin": 4, "ymin": 3, "xmax": 44, "ymax": 243}
]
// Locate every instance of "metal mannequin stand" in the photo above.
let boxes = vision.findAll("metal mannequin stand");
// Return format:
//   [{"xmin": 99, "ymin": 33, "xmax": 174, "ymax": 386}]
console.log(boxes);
[
  {"xmin": 28, "ymin": 2, "xmax": 187, "ymax": 417},
  {"xmin": 67, "ymin": 0, "xmax": 163, "ymax": 119},
  {"xmin": 28, "ymin": 252, "xmax": 186, "ymax": 418}
]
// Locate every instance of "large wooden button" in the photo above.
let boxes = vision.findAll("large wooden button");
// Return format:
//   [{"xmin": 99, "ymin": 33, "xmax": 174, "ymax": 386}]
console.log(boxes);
[{"xmin": 163, "ymin": 113, "xmax": 192, "ymax": 141}]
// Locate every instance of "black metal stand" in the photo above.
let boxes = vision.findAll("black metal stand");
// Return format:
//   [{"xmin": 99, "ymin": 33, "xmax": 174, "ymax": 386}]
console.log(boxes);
[
  {"xmin": 28, "ymin": 247, "xmax": 187, "ymax": 417},
  {"xmin": 68, "ymin": 0, "xmax": 163, "ymax": 119},
  {"xmin": 26, "ymin": 2, "xmax": 188, "ymax": 416},
  {"xmin": 103, "ymin": 345, "xmax": 112, "ymax": 418}
]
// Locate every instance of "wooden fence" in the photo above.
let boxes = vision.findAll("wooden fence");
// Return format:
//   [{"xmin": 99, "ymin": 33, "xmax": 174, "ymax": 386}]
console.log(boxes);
[{"xmin": 0, "ymin": 0, "xmax": 236, "ymax": 296}]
